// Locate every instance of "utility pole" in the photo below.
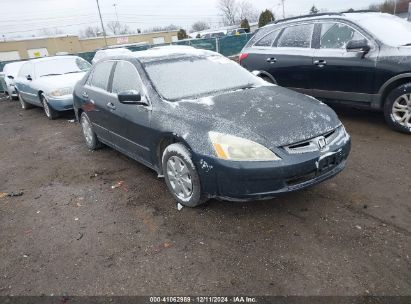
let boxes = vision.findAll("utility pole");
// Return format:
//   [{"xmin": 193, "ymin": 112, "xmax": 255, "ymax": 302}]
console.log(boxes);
[
  {"xmin": 393, "ymin": 0, "xmax": 397, "ymax": 15},
  {"xmin": 113, "ymin": 3, "xmax": 119, "ymax": 23},
  {"xmin": 96, "ymin": 0, "xmax": 108, "ymax": 47},
  {"xmin": 281, "ymin": 0, "xmax": 286, "ymax": 19}
]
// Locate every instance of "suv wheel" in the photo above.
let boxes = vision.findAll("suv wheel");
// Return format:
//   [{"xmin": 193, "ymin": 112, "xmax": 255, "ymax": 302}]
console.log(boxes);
[
  {"xmin": 41, "ymin": 94, "xmax": 59, "ymax": 120},
  {"xmin": 384, "ymin": 83, "xmax": 411, "ymax": 134},
  {"xmin": 162, "ymin": 143, "xmax": 207, "ymax": 207}
]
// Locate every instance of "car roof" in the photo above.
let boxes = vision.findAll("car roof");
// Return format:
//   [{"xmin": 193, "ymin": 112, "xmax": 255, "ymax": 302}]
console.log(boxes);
[
  {"xmin": 106, "ymin": 45, "xmax": 220, "ymax": 63},
  {"xmin": 263, "ymin": 11, "xmax": 387, "ymax": 27},
  {"xmin": 27, "ymin": 55, "xmax": 80, "ymax": 63}
]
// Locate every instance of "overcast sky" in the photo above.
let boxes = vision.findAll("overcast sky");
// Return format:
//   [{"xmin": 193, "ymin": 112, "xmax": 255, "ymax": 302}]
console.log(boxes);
[{"xmin": 0, "ymin": 0, "xmax": 378, "ymax": 38}]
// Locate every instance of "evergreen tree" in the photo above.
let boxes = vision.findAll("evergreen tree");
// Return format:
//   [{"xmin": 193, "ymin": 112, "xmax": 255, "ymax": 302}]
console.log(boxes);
[
  {"xmin": 258, "ymin": 9, "xmax": 275, "ymax": 28},
  {"xmin": 240, "ymin": 18, "xmax": 250, "ymax": 32},
  {"xmin": 177, "ymin": 29, "xmax": 188, "ymax": 40},
  {"xmin": 310, "ymin": 5, "xmax": 319, "ymax": 14}
]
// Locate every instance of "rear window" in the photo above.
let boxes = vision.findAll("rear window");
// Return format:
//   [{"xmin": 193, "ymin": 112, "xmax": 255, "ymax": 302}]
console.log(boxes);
[
  {"xmin": 144, "ymin": 55, "xmax": 262, "ymax": 101},
  {"xmin": 277, "ymin": 24, "xmax": 314, "ymax": 48}
]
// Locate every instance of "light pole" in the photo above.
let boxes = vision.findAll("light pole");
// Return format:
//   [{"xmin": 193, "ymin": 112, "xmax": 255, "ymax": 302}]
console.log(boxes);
[
  {"xmin": 393, "ymin": 0, "xmax": 397, "ymax": 15},
  {"xmin": 113, "ymin": 3, "xmax": 119, "ymax": 24},
  {"xmin": 281, "ymin": 0, "xmax": 286, "ymax": 19},
  {"xmin": 96, "ymin": 0, "xmax": 108, "ymax": 47}
]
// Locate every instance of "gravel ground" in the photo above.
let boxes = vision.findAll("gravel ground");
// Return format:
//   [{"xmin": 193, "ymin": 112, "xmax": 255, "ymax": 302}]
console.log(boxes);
[{"xmin": 0, "ymin": 96, "xmax": 410, "ymax": 296}]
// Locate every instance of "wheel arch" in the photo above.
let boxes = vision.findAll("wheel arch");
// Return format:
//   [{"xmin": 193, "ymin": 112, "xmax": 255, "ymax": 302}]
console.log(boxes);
[
  {"xmin": 378, "ymin": 73, "xmax": 411, "ymax": 107},
  {"xmin": 254, "ymin": 70, "xmax": 277, "ymax": 84},
  {"xmin": 156, "ymin": 133, "xmax": 193, "ymax": 175}
]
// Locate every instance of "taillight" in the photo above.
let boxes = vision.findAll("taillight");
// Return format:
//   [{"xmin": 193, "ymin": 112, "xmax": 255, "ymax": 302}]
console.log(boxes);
[{"xmin": 239, "ymin": 53, "xmax": 249, "ymax": 62}]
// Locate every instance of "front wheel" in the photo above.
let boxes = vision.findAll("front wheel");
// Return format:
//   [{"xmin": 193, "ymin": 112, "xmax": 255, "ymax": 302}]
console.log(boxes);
[
  {"xmin": 162, "ymin": 143, "xmax": 207, "ymax": 207},
  {"xmin": 384, "ymin": 83, "xmax": 411, "ymax": 134},
  {"xmin": 41, "ymin": 94, "xmax": 59, "ymax": 120}
]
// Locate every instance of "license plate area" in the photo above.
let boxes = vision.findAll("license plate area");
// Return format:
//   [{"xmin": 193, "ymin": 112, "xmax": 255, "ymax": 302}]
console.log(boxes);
[{"xmin": 317, "ymin": 150, "xmax": 344, "ymax": 173}]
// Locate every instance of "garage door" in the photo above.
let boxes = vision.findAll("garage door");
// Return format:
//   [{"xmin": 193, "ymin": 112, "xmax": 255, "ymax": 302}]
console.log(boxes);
[{"xmin": 0, "ymin": 51, "xmax": 21, "ymax": 61}]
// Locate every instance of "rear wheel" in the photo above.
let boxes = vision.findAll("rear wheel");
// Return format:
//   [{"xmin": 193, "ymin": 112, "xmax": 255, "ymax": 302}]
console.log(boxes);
[
  {"xmin": 18, "ymin": 92, "xmax": 31, "ymax": 110},
  {"xmin": 162, "ymin": 143, "xmax": 207, "ymax": 207},
  {"xmin": 80, "ymin": 112, "xmax": 103, "ymax": 150},
  {"xmin": 384, "ymin": 83, "xmax": 411, "ymax": 134},
  {"xmin": 41, "ymin": 94, "xmax": 59, "ymax": 120}
]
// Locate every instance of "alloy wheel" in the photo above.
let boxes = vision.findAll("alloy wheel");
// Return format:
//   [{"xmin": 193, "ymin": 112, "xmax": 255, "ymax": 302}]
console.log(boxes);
[
  {"xmin": 166, "ymin": 156, "xmax": 193, "ymax": 200},
  {"xmin": 42, "ymin": 97, "xmax": 51, "ymax": 118},
  {"xmin": 392, "ymin": 93, "xmax": 411, "ymax": 128},
  {"xmin": 81, "ymin": 115, "xmax": 94, "ymax": 146}
]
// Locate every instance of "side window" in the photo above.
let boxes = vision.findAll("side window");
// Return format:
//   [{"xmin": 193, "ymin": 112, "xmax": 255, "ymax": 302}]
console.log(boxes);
[
  {"xmin": 90, "ymin": 61, "xmax": 114, "ymax": 91},
  {"xmin": 111, "ymin": 61, "xmax": 143, "ymax": 94},
  {"xmin": 254, "ymin": 30, "xmax": 280, "ymax": 47},
  {"xmin": 18, "ymin": 63, "xmax": 32, "ymax": 77},
  {"xmin": 320, "ymin": 23, "xmax": 365, "ymax": 49},
  {"xmin": 277, "ymin": 24, "xmax": 314, "ymax": 48}
]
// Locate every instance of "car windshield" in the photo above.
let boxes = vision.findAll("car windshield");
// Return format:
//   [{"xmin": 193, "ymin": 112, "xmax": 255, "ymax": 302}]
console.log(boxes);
[
  {"xmin": 144, "ymin": 55, "xmax": 262, "ymax": 101},
  {"xmin": 351, "ymin": 13, "xmax": 411, "ymax": 46},
  {"xmin": 36, "ymin": 57, "xmax": 91, "ymax": 77}
]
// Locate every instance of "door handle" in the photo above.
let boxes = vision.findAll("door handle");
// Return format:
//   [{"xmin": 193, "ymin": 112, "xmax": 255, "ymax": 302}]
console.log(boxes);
[
  {"xmin": 314, "ymin": 60, "xmax": 327, "ymax": 67},
  {"xmin": 266, "ymin": 57, "xmax": 277, "ymax": 63},
  {"xmin": 82, "ymin": 92, "xmax": 89, "ymax": 99},
  {"xmin": 106, "ymin": 102, "xmax": 116, "ymax": 110}
]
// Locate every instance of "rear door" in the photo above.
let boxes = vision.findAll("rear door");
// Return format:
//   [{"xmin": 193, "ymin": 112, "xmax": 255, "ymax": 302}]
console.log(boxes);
[
  {"xmin": 107, "ymin": 60, "xmax": 152, "ymax": 164},
  {"xmin": 311, "ymin": 21, "xmax": 376, "ymax": 102},
  {"xmin": 271, "ymin": 23, "xmax": 316, "ymax": 92},
  {"xmin": 83, "ymin": 61, "xmax": 115, "ymax": 143}
]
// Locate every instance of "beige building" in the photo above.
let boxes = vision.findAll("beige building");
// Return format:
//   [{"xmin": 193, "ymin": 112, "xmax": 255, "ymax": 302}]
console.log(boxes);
[{"xmin": 0, "ymin": 31, "xmax": 179, "ymax": 61}]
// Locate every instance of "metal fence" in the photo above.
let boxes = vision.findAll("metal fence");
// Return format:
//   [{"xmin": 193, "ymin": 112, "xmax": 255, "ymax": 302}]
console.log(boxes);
[{"xmin": 0, "ymin": 34, "xmax": 253, "ymax": 92}]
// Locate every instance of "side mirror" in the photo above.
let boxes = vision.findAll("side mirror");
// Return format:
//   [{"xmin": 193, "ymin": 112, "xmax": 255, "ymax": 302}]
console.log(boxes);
[
  {"xmin": 26, "ymin": 75, "xmax": 32, "ymax": 81},
  {"xmin": 118, "ymin": 90, "xmax": 148, "ymax": 106},
  {"xmin": 7, "ymin": 75, "xmax": 14, "ymax": 80},
  {"xmin": 346, "ymin": 39, "xmax": 371, "ymax": 55}
]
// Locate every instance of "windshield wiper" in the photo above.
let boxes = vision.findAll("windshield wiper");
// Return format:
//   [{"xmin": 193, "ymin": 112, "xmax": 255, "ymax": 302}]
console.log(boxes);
[
  {"xmin": 403, "ymin": 43, "xmax": 411, "ymax": 46},
  {"xmin": 40, "ymin": 73, "xmax": 62, "ymax": 77},
  {"xmin": 64, "ymin": 71, "xmax": 82, "ymax": 74}
]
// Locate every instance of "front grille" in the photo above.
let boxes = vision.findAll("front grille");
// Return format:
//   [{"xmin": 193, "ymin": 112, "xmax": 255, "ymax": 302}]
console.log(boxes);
[{"xmin": 284, "ymin": 126, "xmax": 346, "ymax": 154}]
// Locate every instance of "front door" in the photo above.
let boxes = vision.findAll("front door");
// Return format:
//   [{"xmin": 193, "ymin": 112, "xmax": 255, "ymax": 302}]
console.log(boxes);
[
  {"xmin": 311, "ymin": 22, "xmax": 376, "ymax": 103},
  {"xmin": 108, "ymin": 60, "xmax": 152, "ymax": 164}
]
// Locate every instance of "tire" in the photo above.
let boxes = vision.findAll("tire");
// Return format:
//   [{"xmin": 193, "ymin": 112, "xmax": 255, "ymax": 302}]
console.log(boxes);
[
  {"xmin": 80, "ymin": 112, "xmax": 103, "ymax": 150},
  {"xmin": 162, "ymin": 143, "xmax": 207, "ymax": 207},
  {"xmin": 384, "ymin": 83, "xmax": 411, "ymax": 134},
  {"xmin": 18, "ymin": 92, "xmax": 32, "ymax": 110},
  {"xmin": 41, "ymin": 94, "xmax": 59, "ymax": 120}
]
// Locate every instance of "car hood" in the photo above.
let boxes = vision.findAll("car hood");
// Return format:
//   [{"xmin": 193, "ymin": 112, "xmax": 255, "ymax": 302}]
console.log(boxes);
[
  {"xmin": 36, "ymin": 72, "xmax": 87, "ymax": 93},
  {"xmin": 174, "ymin": 85, "xmax": 341, "ymax": 147}
]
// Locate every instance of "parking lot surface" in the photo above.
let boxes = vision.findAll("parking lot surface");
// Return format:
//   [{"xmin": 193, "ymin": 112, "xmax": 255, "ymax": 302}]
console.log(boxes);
[{"xmin": 0, "ymin": 96, "xmax": 410, "ymax": 296}]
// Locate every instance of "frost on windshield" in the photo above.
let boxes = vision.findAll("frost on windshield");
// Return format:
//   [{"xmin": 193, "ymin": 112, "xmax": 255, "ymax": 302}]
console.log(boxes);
[
  {"xmin": 351, "ymin": 13, "xmax": 411, "ymax": 47},
  {"xmin": 36, "ymin": 57, "xmax": 91, "ymax": 77},
  {"xmin": 144, "ymin": 56, "xmax": 262, "ymax": 101}
]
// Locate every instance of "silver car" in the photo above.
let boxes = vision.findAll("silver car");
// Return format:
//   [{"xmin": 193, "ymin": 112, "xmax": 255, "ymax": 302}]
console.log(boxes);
[
  {"xmin": 2, "ymin": 61, "xmax": 26, "ymax": 99},
  {"xmin": 14, "ymin": 56, "xmax": 91, "ymax": 119}
]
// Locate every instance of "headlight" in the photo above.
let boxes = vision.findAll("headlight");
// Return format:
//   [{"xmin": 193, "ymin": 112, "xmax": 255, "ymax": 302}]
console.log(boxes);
[
  {"xmin": 209, "ymin": 131, "xmax": 281, "ymax": 161},
  {"xmin": 50, "ymin": 87, "xmax": 73, "ymax": 97}
]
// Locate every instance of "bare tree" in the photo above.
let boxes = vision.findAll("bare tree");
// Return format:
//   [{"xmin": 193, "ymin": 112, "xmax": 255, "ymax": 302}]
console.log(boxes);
[
  {"xmin": 145, "ymin": 24, "xmax": 180, "ymax": 33},
  {"xmin": 218, "ymin": 0, "xmax": 238, "ymax": 25},
  {"xmin": 191, "ymin": 21, "xmax": 210, "ymax": 32},
  {"xmin": 80, "ymin": 26, "xmax": 101, "ymax": 38},
  {"xmin": 238, "ymin": 0, "xmax": 258, "ymax": 23},
  {"xmin": 106, "ymin": 21, "xmax": 133, "ymax": 35},
  {"xmin": 39, "ymin": 28, "xmax": 64, "ymax": 36}
]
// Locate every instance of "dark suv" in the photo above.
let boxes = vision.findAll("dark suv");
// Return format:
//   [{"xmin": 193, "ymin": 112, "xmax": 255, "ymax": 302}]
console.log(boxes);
[{"xmin": 240, "ymin": 12, "xmax": 411, "ymax": 134}]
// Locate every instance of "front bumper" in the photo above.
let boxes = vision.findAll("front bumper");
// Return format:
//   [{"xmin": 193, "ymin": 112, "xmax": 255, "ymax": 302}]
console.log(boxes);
[
  {"xmin": 46, "ymin": 95, "xmax": 74, "ymax": 111},
  {"xmin": 194, "ymin": 139, "xmax": 351, "ymax": 201}
]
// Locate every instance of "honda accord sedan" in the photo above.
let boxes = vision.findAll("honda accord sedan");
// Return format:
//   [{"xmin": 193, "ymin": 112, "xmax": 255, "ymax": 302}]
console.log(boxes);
[
  {"xmin": 15, "ymin": 56, "xmax": 91, "ymax": 119},
  {"xmin": 73, "ymin": 46, "xmax": 351, "ymax": 207}
]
